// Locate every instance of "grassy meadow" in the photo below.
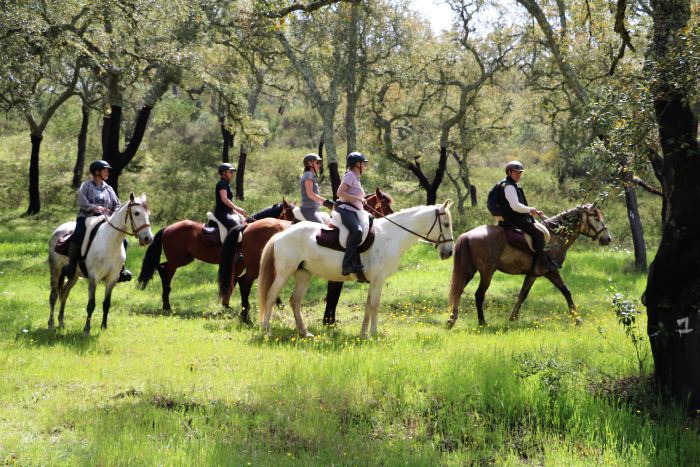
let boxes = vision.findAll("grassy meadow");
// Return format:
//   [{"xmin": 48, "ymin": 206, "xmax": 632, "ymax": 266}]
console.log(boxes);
[{"xmin": 1, "ymin": 207, "xmax": 698, "ymax": 465}]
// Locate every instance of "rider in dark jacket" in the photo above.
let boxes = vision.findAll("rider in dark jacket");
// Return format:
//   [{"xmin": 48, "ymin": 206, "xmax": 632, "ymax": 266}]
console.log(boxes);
[{"xmin": 497, "ymin": 160, "xmax": 558, "ymax": 273}]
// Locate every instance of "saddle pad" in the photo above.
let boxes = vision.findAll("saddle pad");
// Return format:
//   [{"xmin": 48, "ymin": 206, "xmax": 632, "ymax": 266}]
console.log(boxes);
[
  {"xmin": 329, "ymin": 209, "xmax": 370, "ymax": 248},
  {"xmin": 292, "ymin": 206, "xmax": 331, "ymax": 225},
  {"xmin": 502, "ymin": 221, "xmax": 550, "ymax": 253},
  {"xmin": 206, "ymin": 212, "xmax": 244, "ymax": 244},
  {"xmin": 316, "ymin": 225, "xmax": 375, "ymax": 253}
]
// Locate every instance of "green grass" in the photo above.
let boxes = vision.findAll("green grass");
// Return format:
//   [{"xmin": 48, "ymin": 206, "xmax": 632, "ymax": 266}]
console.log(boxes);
[{"xmin": 0, "ymin": 212, "xmax": 697, "ymax": 466}]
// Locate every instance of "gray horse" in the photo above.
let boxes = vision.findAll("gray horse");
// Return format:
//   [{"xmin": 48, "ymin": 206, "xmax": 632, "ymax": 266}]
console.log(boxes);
[{"xmin": 447, "ymin": 203, "xmax": 611, "ymax": 327}]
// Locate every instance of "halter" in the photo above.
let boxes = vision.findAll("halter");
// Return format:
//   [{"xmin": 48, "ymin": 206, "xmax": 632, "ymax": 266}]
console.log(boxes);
[
  {"xmin": 105, "ymin": 201, "xmax": 151, "ymax": 237},
  {"xmin": 380, "ymin": 207, "xmax": 453, "ymax": 248}
]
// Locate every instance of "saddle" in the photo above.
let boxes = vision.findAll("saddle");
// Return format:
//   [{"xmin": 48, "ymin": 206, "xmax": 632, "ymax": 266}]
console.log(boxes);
[
  {"xmin": 316, "ymin": 213, "xmax": 375, "ymax": 253},
  {"xmin": 499, "ymin": 221, "xmax": 550, "ymax": 254},
  {"xmin": 202, "ymin": 212, "xmax": 244, "ymax": 245}
]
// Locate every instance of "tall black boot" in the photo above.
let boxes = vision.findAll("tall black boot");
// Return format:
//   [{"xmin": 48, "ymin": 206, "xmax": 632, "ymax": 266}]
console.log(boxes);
[
  {"xmin": 117, "ymin": 265, "xmax": 133, "ymax": 283},
  {"xmin": 342, "ymin": 234, "xmax": 363, "ymax": 275},
  {"xmin": 61, "ymin": 242, "xmax": 80, "ymax": 278}
]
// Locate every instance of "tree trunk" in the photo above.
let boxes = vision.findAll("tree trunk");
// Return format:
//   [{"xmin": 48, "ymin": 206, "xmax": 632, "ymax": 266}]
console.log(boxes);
[
  {"xmin": 72, "ymin": 103, "xmax": 89, "ymax": 189},
  {"xmin": 236, "ymin": 145, "xmax": 247, "ymax": 201},
  {"xmin": 101, "ymin": 105, "xmax": 153, "ymax": 196},
  {"xmin": 220, "ymin": 117, "xmax": 233, "ymax": 163},
  {"xmin": 644, "ymin": 0, "xmax": 700, "ymax": 410},
  {"xmin": 470, "ymin": 185, "xmax": 477, "ymax": 207},
  {"xmin": 622, "ymin": 168, "xmax": 647, "ymax": 272},
  {"xmin": 26, "ymin": 134, "xmax": 42, "ymax": 215},
  {"xmin": 407, "ymin": 147, "xmax": 448, "ymax": 205}
]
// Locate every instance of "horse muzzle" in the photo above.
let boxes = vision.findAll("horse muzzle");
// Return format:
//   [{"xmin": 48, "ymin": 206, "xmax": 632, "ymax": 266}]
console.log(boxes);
[
  {"xmin": 139, "ymin": 234, "xmax": 153, "ymax": 246},
  {"xmin": 597, "ymin": 231, "xmax": 612, "ymax": 246}
]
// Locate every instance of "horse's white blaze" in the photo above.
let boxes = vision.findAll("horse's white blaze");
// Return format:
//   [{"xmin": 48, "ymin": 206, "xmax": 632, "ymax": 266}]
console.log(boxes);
[{"xmin": 259, "ymin": 202, "xmax": 454, "ymax": 337}]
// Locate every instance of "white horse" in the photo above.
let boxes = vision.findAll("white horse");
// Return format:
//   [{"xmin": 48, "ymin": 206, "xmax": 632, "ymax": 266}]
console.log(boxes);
[
  {"xmin": 258, "ymin": 201, "xmax": 454, "ymax": 338},
  {"xmin": 48, "ymin": 193, "xmax": 154, "ymax": 335}
]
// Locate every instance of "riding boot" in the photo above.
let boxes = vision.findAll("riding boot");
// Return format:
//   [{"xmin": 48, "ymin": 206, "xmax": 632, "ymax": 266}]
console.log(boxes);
[
  {"xmin": 342, "ymin": 235, "xmax": 364, "ymax": 276},
  {"xmin": 531, "ymin": 252, "xmax": 559, "ymax": 274},
  {"xmin": 61, "ymin": 242, "xmax": 81, "ymax": 278},
  {"xmin": 117, "ymin": 265, "xmax": 133, "ymax": 283}
]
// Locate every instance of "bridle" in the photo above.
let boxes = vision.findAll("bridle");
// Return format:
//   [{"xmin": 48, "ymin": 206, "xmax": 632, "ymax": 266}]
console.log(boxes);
[
  {"xmin": 379, "ymin": 207, "xmax": 453, "ymax": 248},
  {"xmin": 582, "ymin": 208, "xmax": 608, "ymax": 240},
  {"xmin": 104, "ymin": 201, "xmax": 151, "ymax": 237},
  {"xmin": 363, "ymin": 196, "xmax": 387, "ymax": 217}
]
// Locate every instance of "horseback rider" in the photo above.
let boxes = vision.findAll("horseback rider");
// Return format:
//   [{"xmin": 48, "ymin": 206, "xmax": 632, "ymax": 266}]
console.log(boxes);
[
  {"xmin": 497, "ymin": 160, "xmax": 559, "ymax": 272},
  {"xmin": 214, "ymin": 163, "xmax": 247, "ymax": 230},
  {"xmin": 336, "ymin": 151, "xmax": 369, "ymax": 277},
  {"xmin": 62, "ymin": 160, "xmax": 132, "ymax": 282},
  {"xmin": 300, "ymin": 153, "xmax": 335, "ymax": 223}
]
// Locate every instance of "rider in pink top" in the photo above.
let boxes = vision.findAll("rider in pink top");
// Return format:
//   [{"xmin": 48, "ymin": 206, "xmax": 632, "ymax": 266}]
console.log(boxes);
[{"xmin": 336, "ymin": 152, "xmax": 369, "ymax": 278}]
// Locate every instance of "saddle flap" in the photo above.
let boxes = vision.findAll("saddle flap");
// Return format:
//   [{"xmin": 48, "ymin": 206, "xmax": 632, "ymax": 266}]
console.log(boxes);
[
  {"xmin": 316, "ymin": 225, "xmax": 375, "ymax": 254},
  {"xmin": 55, "ymin": 232, "xmax": 73, "ymax": 256},
  {"xmin": 502, "ymin": 221, "xmax": 550, "ymax": 253},
  {"xmin": 329, "ymin": 210, "xmax": 370, "ymax": 248}
]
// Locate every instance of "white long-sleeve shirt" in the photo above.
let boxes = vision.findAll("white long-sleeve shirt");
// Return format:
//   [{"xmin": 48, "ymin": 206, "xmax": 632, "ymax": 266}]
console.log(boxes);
[{"xmin": 504, "ymin": 184, "xmax": 533, "ymax": 214}]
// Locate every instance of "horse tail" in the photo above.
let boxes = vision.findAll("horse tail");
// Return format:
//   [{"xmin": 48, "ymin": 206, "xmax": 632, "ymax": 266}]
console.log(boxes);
[
  {"xmin": 258, "ymin": 239, "xmax": 277, "ymax": 324},
  {"xmin": 137, "ymin": 229, "xmax": 164, "ymax": 290},
  {"xmin": 218, "ymin": 225, "xmax": 246, "ymax": 299},
  {"xmin": 448, "ymin": 234, "xmax": 471, "ymax": 310}
]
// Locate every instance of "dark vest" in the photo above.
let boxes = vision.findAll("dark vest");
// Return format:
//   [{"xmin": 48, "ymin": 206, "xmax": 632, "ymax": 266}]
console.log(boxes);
[{"xmin": 497, "ymin": 177, "xmax": 532, "ymax": 225}]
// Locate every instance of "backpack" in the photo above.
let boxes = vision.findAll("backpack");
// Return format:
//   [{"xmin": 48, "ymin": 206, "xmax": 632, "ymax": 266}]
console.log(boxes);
[{"xmin": 486, "ymin": 181, "xmax": 504, "ymax": 217}]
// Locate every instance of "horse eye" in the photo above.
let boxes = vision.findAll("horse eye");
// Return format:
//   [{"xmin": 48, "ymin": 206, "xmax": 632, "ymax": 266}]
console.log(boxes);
[{"xmin": 135, "ymin": 212, "xmax": 140, "ymax": 216}]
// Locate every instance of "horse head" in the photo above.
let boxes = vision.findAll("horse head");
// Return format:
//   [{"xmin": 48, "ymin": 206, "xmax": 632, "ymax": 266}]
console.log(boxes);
[
  {"xmin": 580, "ymin": 203, "xmax": 611, "ymax": 246},
  {"xmin": 364, "ymin": 187, "xmax": 394, "ymax": 217},
  {"xmin": 429, "ymin": 199, "xmax": 454, "ymax": 259},
  {"xmin": 123, "ymin": 192, "xmax": 154, "ymax": 246},
  {"xmin": 279, "ymin": 198, "xmax": 296, "ymax": 221}
]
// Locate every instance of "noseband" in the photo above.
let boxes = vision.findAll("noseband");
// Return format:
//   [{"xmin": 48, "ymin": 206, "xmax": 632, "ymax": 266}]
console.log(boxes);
[{"xmin": 105, "ymin": 201, "xmax": 151, "ymax": 237}]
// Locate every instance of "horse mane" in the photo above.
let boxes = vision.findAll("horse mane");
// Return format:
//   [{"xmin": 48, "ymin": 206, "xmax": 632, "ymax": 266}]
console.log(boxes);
[
  {"xmin": 546, "ymin": 204, "xmax": 592, "ymax": 234},
  {"xmin": 251, "ymin": 203, "xmax": 282, "ymax": 220}
]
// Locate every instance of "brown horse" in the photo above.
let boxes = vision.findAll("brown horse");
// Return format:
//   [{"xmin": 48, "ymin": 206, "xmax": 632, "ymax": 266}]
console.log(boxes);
[
  {"xmin": 137, "ymin": 200, "xmax": 295, "ymax": 311},
  {"xmin": 218, "ymin": 188, "xmax": 394, "ymax": 324},
  {"xmin": 447, "ymin": 203, "xmax": 611, "ymax": 327}
]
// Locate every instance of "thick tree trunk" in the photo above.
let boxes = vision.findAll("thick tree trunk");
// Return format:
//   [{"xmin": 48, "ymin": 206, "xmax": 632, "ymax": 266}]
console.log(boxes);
[
  {"xmin": 101, "ymin": 105, "xmax": 153, "ymax": 196},
  {"xmin": 470, "ymin": 185, "xmax": 477, "ymax": 207},
  {"xmin": 407, "ymin": 147, "xmax": 448, "ymax": 205},
  {"xmin": 645, "ymin": 0, "xmax": 700, "ymax": 410},
  {"xmin": 26, "ymin": 134, "xmax": 42, "ymax": 215},
  {"xmin": 72, "ymin": 103, "xmax": 89, "ymax": 189},
  {"xmin": 236, "ymin": 145, "xmax": 247, "ymax": 201}
]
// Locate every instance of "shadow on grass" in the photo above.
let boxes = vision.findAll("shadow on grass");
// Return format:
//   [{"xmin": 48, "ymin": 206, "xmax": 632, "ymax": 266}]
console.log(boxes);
[{"xmin": 15, "ymin": 326, "xmax": 100, "ymax": 353}]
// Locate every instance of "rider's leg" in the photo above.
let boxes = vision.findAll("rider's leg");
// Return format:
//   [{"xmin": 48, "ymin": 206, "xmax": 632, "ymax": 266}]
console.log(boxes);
[
  {"xmin": 216, "ymin": 211, "xmax": 245, "ymax": 263},
  {"xmin": 520, "ymin": 222, "xmax": 556, "ymax": 272},
  {"xmin": 338, "ymin": 208, "xmax": 363, "ymax": 275},
  {"xmin": 118, "ymin": 238, "xmax": 132, "ymax": 282},
  {"xmin": 62, "ymin": 217, "xmax": 86, "ymax": 278}
]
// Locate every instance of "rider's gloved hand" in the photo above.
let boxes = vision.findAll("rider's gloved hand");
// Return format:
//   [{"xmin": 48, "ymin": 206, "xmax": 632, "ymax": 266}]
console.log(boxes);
[{"xmin": 323, "ymin": 199, "xmax": 335, "ymax": 209}]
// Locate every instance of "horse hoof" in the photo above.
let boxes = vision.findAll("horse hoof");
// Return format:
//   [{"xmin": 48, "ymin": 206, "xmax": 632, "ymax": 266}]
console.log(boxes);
[
  {"xmin": 301, "ymin": 331, "xmax": 314, "ymax": 338},
  {"xmin": 83, "ymin": 330, "xmax": 90, "ymax": 337},
  {"xmin": 575, "ymin": 317, "xmax": 583, "ymax": 326},
  {"xmin": 445, "ymin": 319, "xmax": 455, "ymax": 329}
]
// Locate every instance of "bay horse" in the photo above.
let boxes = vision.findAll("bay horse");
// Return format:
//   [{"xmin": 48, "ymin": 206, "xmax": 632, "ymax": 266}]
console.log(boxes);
[
  {"xmin": 257, "ymin": 201, "xmax": 454, "ymax": 338},
  {"xmin": 218, "ymin": 189, "xmax": 394, "ymax": 324},
  {"xmin": 48, "ymin": 193, "xmax": 154, "ymax": 335},
  {"xmin": 137, "ymin": 200, "xmax": 295, "ymax": 311},
  {"xmin": 447, "ymin": 203, "xmax": 611, "ymax": 328}
]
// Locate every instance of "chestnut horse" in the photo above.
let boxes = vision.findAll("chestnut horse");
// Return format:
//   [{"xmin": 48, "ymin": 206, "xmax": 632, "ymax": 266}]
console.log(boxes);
[
  {"xmin": 137, "ymin": 200, "xmax": 295, "ymax": 311},
  {"xmin": 447, "ymin": 203, "xmax": 611, "ymax": 327},
  {"xmin": 218, "ymin": 188, "xmax": 394, "ymax": 324}
]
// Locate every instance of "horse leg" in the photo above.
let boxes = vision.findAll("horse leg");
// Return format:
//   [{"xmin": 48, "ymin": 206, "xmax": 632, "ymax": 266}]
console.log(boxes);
[
  {"xmin": 101, "ymin": 282, "xmax": 117, "ymax": 330},
  {"xmin": 48, "ymin": 266, "xmax": 62, "ymax": 331},
  {"xmin": 366, "ymin": 278, "xmax": 386, "ymax": 337},
  {"xmin": 83, "ymin": 280, "xmax": 98, "ymax": 336},
  {"xmin": 323, "ymin": 281, "xmax": 343, "ymax": 326},
  {"xmin": 261, "ymin": 276, "xmax": 289, "ymax": 335},
  {"xmin": 57, "ymin": 275, "xmax": 79, "ymax": 330},
  {"xmin": 509, "ymin": 275, "xmax": 538, "ymax": 321},
  {"xmin": 238, "ymin": 273, "xmax": 253, "ymax": 325},
  {"xmin": 544, "ymin": 271, "xmax": 582, "ymax": 325},
  {"xmin": 474, "ymin": 270, "xmax": 495, "ymax": 326},
  {"xmin": 290, "ymin": 270, "xmax": 313, "ymax": 337},
  {"xmin": 446, "ymin": 267, "xmax": 476, "ymax": 329},
  {"xmin": 157, "ymin": 263, "xmax": 175, "ymax": 312}
]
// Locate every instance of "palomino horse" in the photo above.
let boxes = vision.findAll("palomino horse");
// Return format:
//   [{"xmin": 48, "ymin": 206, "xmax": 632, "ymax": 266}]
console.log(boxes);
[
  {"xmin": 218, "ymin": 189, "xmax": 394, "ymax": 324},
  {"xmin": 447, "ymin": 203, "xmax": 611, "ymax": 327},
  {"xmin": 48, "ymin": 193, "xmax": 154, "ymax": 335},
  {"xmin": 137, "ymin": 200, "xmax": 295, "ymax": 311},
  {"xmin": 257, "ymin": 201, "xmax": 454, "ymax": 338}
]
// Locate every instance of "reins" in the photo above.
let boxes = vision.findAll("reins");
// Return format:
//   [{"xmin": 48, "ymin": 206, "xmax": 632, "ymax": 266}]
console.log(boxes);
[
  {"xmin": 376, "ymin": 207, "xmax": 453, "ymax": 248},
  {"xmin": 104, "ymin": 201, "xmax": 151, "ymax": 237}
]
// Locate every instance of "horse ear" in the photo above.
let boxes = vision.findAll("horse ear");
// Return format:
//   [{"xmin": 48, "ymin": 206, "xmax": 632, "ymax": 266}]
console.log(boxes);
[
  {"xmin": 140, "ymin": 192, "xmax": 147, "ymax": 203},
  {"xmin": 591, "ymin": 201, "xmax": 598, "ymax": 209},
  {"xmin": 442, "ymin": 199, "xmax": 453, "ymax": 210},
  {"xmin": 375, "ymin": 187, "xmax": 381, "ymax": 198},
  {"xmin": 129, "ymin": 192, "xmax": 135, "ymax": 202}
]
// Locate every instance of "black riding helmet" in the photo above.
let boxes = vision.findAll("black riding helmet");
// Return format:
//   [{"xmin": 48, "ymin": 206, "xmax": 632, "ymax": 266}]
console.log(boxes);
[
  {"xmin": 346, "ymin": 151, "xmax": 368, "ymax": 168},
  {"xmin": 218, "ymin": 162, "xmax": 235, "ymax": 175},
  {"xmin": 89, "ymin": 160, "xmax": 112, "ymax": 175}
]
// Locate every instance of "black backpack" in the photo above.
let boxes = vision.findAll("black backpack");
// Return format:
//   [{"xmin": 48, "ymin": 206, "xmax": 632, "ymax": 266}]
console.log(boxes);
[{"xmin": 486, "ymin": 181, "xmax": 504, "ymax": 216}]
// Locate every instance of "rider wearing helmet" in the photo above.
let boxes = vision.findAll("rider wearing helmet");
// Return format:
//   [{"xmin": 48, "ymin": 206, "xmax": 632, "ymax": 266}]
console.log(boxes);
[
  {"xmin": 497, "ymin": 160, "xmax": 558, "ymax": 272},
  {"xmin": 299, "ymin": 153, "xmax": 334, "ymax": 223},
  {"xmin": 62, "ymin": 160, "xmax": 132, "ymax": 282},
  {"xmin": 336, "ymin": 151, "xmax": 369, "ymax": 279},
  {"xmin": 214, "ymin": 162, "xmax": 246, "ymax": 230}
]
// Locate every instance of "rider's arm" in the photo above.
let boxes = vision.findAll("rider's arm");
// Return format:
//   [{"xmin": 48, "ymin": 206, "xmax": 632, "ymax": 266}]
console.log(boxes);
[
  {"xmin": 304, "ymin": 179, "xmax": 326, "ymax": 203},
  {"xmin": 337, "ymin": 182, "xmax": 363, "ymax": 204},
  {"xmin": 503, "ymin": 185, "xmax": 534, "ymax": 214},
  {"xmin": 78, "ymin": 183, "xmax": 102, "ymax": 214},
  {"xmin": 219, "ymin": 189, "xmax": 246, "ymax": 216}
]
